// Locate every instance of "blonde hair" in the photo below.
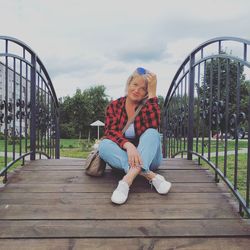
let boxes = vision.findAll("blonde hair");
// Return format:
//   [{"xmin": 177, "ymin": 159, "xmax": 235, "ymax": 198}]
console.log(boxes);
[{"xmin": 124, "ymin": 69, "xmax": 148, "ymax": 96}]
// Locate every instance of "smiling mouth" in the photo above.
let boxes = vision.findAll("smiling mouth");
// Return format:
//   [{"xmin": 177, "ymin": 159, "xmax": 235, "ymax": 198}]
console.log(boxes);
[{"xmin": 132, "ymin": 92, "xmax": 139, "ymax": 97}]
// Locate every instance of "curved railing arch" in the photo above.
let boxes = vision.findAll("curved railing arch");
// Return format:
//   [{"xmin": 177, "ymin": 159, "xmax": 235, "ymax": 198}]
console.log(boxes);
[
  {"xmin": 0, "ymin": 36, "xmax": 60, "ymax": 183},
  {"xmin": 163, "ymin": 37, "xmax": 250, "ymax": 217}
]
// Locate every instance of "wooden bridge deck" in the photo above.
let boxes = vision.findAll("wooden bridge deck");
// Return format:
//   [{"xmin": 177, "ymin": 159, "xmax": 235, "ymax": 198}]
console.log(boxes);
[{"xmin": 0, "ymin": 158, "xmax": 250, "ymax": 250}]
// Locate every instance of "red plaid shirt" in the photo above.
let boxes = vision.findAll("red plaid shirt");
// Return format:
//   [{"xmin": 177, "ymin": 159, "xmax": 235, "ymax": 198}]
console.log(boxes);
[{"xmin": 104, "ymin": 96, "xmax": 160, "ymax": 148}]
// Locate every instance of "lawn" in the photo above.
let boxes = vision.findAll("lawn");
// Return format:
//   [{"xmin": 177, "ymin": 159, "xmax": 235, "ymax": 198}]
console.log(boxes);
[
  {"xmin": 0, "ymin": 139, "xmax": 94, "ymax": 174},
  {"xmin": 167, "ymin": 138, "xmax": 248, "ymax": 154},
  {"xmin": 199, "ymin": 153, "xmax": 248, "ymax": 202},
  {"xmin": 60, "ymin": 138, "xmax": 94, "ymax": 158},
  {"xmin": 0, "ymin": 156, "xmax": 23, "ymax": 172},
  {"xmin": 0, "ymin": 138, "xmax": 94, "ymax": 157},
  {"xmin": 0, "ymin": 139, "xmax": 28, "ymax": 152}
]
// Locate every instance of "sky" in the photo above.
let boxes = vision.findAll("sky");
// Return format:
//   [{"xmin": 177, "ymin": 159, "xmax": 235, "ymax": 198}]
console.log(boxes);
[{"xmin": 1, "ymin": 0, "xmax": 250, "ymax": 100}]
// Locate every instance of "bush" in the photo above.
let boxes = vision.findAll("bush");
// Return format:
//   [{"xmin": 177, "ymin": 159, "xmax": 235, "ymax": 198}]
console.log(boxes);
[
  {"xmin": 60, "ymin": 123, "xmax": 75, "ymax": 138},
  {"xmin": 8, "ymin": 136, "xmax": 20, "ymax": 145},
  {"xmin": 0, "ymin": 132, "xmax": 4, "ymax": 139},
  {"xmin": 80, "ymin": 140, "xmax": 93, "ymax": 151}
]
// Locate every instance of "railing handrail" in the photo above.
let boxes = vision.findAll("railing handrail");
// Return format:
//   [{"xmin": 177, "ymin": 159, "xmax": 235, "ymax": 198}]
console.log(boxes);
[
  {"xmin": 0, "ymin": 35, "xmax": 59, "ymax": 108},
  {"xmin": 165, "ymin": 36, "xmax": 250, "ymax": 107},
  {"xmin": 0, "ymin": 35, "xmax": 60, "ymax": 182},
  {"xmin": 163, "ymin": 36, "xmax": 250, "ymax": 217}
]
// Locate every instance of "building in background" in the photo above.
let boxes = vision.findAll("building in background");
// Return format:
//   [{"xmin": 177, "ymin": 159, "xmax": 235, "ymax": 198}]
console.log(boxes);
[{"xmin": 0, "ymin": 61, "xmax": 30, "ymax": 136}]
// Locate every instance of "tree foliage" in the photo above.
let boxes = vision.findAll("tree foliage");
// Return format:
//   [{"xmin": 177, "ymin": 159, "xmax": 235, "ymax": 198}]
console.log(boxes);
[
  {"xmin": 196, "ymin": 57, "xmax": 250, "ymax": 136},
  {"xmin": 59, "ymin": 85, "xmax": 109, "ymax": 138}
]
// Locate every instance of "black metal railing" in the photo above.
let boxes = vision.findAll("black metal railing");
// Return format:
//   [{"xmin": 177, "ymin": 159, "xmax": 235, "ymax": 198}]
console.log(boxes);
[
  {"xmin": 163, "ymin": 37, "xmax": 250, "ymax": 217},
  {"xmin": 0, "ymin": 36, "xmax": 60, "ymax": 183}
]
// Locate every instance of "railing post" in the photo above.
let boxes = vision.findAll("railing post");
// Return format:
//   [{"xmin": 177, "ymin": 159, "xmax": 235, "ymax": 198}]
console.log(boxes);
[
  {"xmin": 162, "ymin": 109, "xmax": 166, "ymax": 158},
  {"xmin": 187, "ymin": 54, "xmax": 195, "ymax": 160},
  {"xmin": 55, "ymin": 113, "xmax": 60, "ymax": 159},
  {"xmin": 30, "ymin": 54, "xmax": 36, "ymax": 160}
]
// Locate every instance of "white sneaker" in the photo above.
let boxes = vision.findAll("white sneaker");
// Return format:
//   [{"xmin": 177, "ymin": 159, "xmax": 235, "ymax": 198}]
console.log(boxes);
[
  {"xmin": 150, "ymin": 174, "xmax": 171, "ymax": 194},
  {"xmin": 111, "ymin": 180, "xmax": 129, "ymax": 204}
]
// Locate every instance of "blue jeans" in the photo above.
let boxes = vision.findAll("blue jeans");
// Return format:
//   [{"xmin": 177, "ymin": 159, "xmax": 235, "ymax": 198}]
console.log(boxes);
[{"xmin": 99, "ymin": 128, "xmax": 162, "ymax": 173}]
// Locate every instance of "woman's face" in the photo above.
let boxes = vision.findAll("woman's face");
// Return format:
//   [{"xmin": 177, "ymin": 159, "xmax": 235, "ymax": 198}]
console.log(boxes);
[{"xmin": 127, "ymin": 76, "xmax": 148, "ymax": 103}]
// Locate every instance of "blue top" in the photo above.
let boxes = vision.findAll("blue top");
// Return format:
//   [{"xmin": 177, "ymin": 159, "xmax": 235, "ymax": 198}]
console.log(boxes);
[{"xmin": 124, "ymin": 123, "xmax": 136, "ymax": 139}]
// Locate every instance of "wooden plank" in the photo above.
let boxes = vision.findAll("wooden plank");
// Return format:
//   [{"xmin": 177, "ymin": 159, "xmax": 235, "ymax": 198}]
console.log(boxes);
[
  {"xmin": 27, "ymin": 158, "xmax": 193, "ymax": 165},
  {"xmin": 22, "ymin": 159, "xmax": 203, "ymax": 171},
  {"xmin": 8, "ymin": 169, "xmax": 215, "ymax": 184},
  {"xmin": 1, "ymin": 182, "xmax": 228, "ymax": 193},
  {"xmin": 0, "ymin": 219, "xmax": 249, "ymax": 238},
  {"xmin": 0, "ymin": 192, "xmax": 233, "ymax": 205},
  {"xmin": 24, "ymin": 159, "xmax": 85, "ymax": 166},
  {"xmin": 22, "ymin": 163, "xmax": 204, "ymax": 171},
  {"xmin": 0, "ymin": 238, "xmax": 250, "ymax": 250},
  {"xmin": 0, "ymin": 203, "xmax": 239, "ymax": 219}
]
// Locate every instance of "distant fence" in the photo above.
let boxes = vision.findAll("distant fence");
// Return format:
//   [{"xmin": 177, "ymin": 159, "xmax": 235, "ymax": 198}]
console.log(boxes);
[
  {"xmin": 163, "ymin": 37, "xmax": 250, "ymax": 217},
  {"xmin": 0, "ymin": 36, "xmax": 60, "ymax": 183}
]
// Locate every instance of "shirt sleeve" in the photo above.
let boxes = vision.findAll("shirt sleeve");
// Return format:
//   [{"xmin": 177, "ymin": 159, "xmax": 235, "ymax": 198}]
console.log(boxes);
[
  {"xmin": 142, "ymin": 97, "xmax": 161, "ymax": 129},
  {"xmin": 104, "ymin": 103, "xmax": 129, "ymax": 148}
]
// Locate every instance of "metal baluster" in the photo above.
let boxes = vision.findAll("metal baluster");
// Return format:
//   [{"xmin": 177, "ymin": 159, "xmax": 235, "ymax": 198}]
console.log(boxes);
[
  {"xmin": 246, "ymin": 86, "xmax": 250, "ymax": 209},
  {"xmin": 215, "ymin": 58, "xmax": 221, "ymax": 180},
  {"xmin": 208, "ymin": 59, "xmax": 213, "ymax": 161},
  {"xmin": 47, "ymin": 89, "xmax": 49, "ymax": 156},
  {"xmin": 224, "ymin": 59, "xmax": 230, "ymax": 177},
  {"xmin": 30, "ymin": 53, "xmax": 36, "ymax": 161},
  {"xmin": 184, "ymin": 76, "xmax": 187, "ymax": 154},
  {"xmin": 234, "ymin": 62, "xmax": 241, "ymax": 191},
  {"xmin": 180, "ymin": 80, "xmax": 183, "ymax": 158},
  {"xmin": 168, "ymin": 103, "xmax": 171, "ymax": 157},
  {"xmin": 176, "ymin": 87, "xmax": 180, "ymax": 153},
  {"xmin": 4, "ymin": 40, "xmax": 8, "ymax": 182},
  {"xmin": 196, "ymin": 64, "xmax": 201, "ymax": 161},
  {"xmin": 201, "ymin": 61, "xmax": 206, "ymax": 158},
  {"xmin": 37, "ymin": 74, "xmax": 41, "ymax": 159},
  {"xmin": 173, "ymin": 93, "xmax": 176, "ymax": 156},
  {"xmin": 12, "ymin": 58, "xmax": 16, "ymax": 160},
  {"xmin": 49, "ymin": 96, "xmax": 52, "ymax": 158},
  {"xmin": 25, "ymin": 61, "xmax": 28, "ymax": 153},
  {"xmin": 19, "ymin": 59, "xmax": 23, "ymax": 159},
  {"xmin": 40, "ymin": 78, "xmax": 43, "ymax": 154}
]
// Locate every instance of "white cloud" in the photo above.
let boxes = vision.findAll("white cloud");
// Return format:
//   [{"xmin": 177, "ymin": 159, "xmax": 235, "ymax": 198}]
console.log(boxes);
[{"xmin": 0, "ymin": 0, "xmax": 250, "ymax": 99}]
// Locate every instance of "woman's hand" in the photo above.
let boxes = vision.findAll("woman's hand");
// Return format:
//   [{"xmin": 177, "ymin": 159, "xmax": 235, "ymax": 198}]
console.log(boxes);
[
  {"xmin": 146, "ymin": 72, "xmax": 157, "ymax": 98},
  {"xmin": 123, "ymin": 142, "xmax": 143, "ymax": 168}
]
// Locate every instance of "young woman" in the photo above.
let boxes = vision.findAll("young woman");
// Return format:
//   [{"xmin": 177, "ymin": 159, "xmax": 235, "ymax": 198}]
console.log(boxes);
[{"xmin": 99, "ymin": 67, "xmax": 171, "ymax": 204}]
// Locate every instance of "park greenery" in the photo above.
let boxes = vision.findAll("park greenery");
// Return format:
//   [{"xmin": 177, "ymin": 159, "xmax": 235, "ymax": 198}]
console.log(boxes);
[
  {"xmin": 196, "ymin": 57, "xmax": 250, "ymax": 137},
  {"xmin": 59, "ymin": 85, "xmax": 110, "ymax": 139}
]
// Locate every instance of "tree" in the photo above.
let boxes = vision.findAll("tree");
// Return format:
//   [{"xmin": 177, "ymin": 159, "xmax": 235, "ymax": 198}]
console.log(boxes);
[
  {"xmin": 59, "ymin": 85, "xmax": 109, "ymax": 139},
  {"xmin": 196, "ymin": 56, "xmax": 250, "ymax": 138}
]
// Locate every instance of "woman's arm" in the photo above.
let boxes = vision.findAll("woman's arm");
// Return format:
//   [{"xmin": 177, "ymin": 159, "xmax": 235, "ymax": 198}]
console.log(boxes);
[
  {"xmin": 146, "ymin": 73, "xmax": 157, "ymax": 99},
  {"xmin": 141, "ymin": 97, "xmax": 161, "ymax": 129}
]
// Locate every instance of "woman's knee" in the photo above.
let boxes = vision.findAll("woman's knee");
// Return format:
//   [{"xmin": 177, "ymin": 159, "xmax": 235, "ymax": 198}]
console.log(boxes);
[
  {"xmin": 98, "ymin": 139, "xmax": 114, "ymax": 157},
  {"xmin": 141, "ymin": 128, "xmax": 160, "ymax": 141}
]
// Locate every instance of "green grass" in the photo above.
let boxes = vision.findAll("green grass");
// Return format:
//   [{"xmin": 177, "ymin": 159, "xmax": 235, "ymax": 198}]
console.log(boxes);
[
  {"xmin": 60, "ymin": 148, "xmax": 91, "ymax": 158},
  {"xmin": 0, "ymin": 157, "xmax": 23, "ymax": 172},
  {"xmin": 168, "ymin": 138, "xmax": 248, "ymax": 154},
  {"xmin": 0, "ymin": 139, "xmax": 28, "ymax": 152},
  {"xmin": 194, "ymin": 139, "xmax": 247, "ymax": 153},
  {"xmin": 60, "ymin": 138, "xmax": 83, "ymax": 148},
  {"xmin": 200, "ymin": 154, "xmax": 248, "ymax": 202},
  {"xmin": 60, "ymin": 138, "xmax": 94, "ymax": 158}
]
